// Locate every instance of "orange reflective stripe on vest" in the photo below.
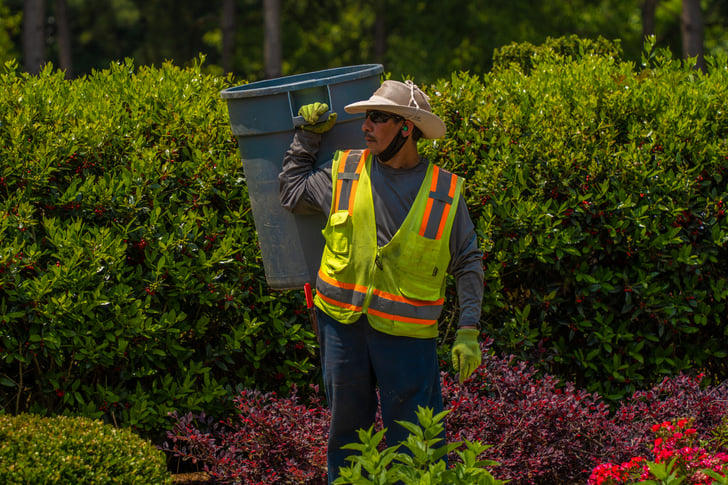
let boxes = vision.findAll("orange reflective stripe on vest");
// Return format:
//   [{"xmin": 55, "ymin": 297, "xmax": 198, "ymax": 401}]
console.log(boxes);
[
  {"xmin": 333, "ymin": 149, "xmax": 368, "ymax": 215},
  {"xmin": 419, "ymin": 165, "xmax": 458, "ymax": 240},
  {"xmin": 367, "ymin": 287, "xmax": 445, "ymax": 325},
  {"xmin": 316, "ymin": 269, "xmax": 368, "ymax": 312},
  {"xmin": 317, "ymin": 267, "xmax": 444, "ymax": 325}
]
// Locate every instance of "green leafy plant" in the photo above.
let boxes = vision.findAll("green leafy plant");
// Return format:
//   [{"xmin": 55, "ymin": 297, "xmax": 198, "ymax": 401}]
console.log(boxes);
[
  {"xmin": 334, "ymin": 406, "xmax": 504, "ymax": 485},
  {"xmin": 0, "ymin": 58, "xmax": 318, "ymax": 439},
  {"xmin": 427, "ymin": 41, "xmax": 728, "ymax": 402},
  {"xmin": 492, "ymin": 34, "xmax": 623, "ymax": 74},
  {"xmin": 0, "ymin": 413, "xmax": 172, "ymax": 484}
]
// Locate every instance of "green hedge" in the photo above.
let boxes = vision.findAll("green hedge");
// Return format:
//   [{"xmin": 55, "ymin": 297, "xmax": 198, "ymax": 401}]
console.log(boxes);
[
  {"xmin": 0, "ymin": 413, "xmax": 172, "ymax": 484},
  {"xmin": 0, "ymin": 59, "xmax": 317, "ymax": 438},
  {"xmin": 2, "ymin": 37, "xmax": 728, "ymax": 441},
  {"xmin": 492, "ymin": 34, "xmax": 623, "ymax": 74},
  {"xmin": 426, "ymin": 39, "xmax": 728, "ymax": 400}
]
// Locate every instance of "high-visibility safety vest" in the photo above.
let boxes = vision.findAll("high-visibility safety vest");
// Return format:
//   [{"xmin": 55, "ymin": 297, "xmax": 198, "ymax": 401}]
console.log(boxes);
[{"xmin": 314, "ymin": 149, "xmax": 463, "ymax": 339}]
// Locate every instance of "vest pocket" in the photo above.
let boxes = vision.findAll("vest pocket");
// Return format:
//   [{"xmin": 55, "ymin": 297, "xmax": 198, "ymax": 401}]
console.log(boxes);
[
  {"xmin": 322, "ymin": 211, "xmax": 352, "ymax": 273},
  {"xmin": 394, "ymin": 233, "xmax": 443, "ymax": 301}
]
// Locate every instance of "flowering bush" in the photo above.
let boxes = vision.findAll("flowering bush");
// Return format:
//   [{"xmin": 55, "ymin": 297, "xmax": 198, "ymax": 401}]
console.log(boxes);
[{"xmin": 588, "ymin": 418, "xmax": 728, "ymax": 485}]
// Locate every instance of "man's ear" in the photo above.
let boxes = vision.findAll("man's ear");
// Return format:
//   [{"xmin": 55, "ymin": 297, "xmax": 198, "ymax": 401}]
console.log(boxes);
[{"xmin": 402, "ymin": 121, "xmax": 413, "ymax": 137}]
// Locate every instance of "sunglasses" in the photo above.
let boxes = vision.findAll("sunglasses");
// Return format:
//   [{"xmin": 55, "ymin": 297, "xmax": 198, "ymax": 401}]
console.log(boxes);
[{"xmin": 365, "ymin": 110, "xmax": 404, "ymax": 124}]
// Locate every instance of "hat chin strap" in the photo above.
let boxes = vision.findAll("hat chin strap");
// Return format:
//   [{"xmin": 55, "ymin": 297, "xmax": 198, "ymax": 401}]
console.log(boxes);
[{"xmin": 377, "ymin": 130, "xmax": 409, "ymax": 162}]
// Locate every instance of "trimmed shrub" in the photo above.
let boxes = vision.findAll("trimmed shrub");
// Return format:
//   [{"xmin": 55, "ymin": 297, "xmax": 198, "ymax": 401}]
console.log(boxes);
[
  {"xmin": 612, "ymin": 372, "xmax": 728, "ymax": 449},
  {"xmin": 427, "ymin": 41, "xmax": 728, "ymax": 401},
  {"xmin": 444, "ymin": 340, "xmax": 619, "ymax": 484},
  {"xmin": 0, "ymin": 58, "xmax": 318, "ymax": 438},
  {"xmin": 0, "ymin": 413, "xmax": 172, "ymax": 484}
]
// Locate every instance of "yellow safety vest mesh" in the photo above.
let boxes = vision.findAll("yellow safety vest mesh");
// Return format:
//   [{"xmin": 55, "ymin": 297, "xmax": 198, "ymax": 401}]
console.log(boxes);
[{"xmin": 314, "ymin": 149, "xmax": 462, "ymax": 338}]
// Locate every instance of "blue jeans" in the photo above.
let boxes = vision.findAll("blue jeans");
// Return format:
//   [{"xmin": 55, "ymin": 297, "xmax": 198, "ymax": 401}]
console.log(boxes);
[{"xmin": 317, "ymin": 308, "xmax": 444, "ymax": 483}]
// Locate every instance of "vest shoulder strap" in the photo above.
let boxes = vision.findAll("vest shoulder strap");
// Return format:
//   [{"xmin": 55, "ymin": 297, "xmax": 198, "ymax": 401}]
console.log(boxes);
[
  {"xmin": 333, "ymin": 149, "xmax": 369, "ymax": 215},
  {"xmin": 419, "ymin": 165, "xmax": 462, "ymax": 240}
]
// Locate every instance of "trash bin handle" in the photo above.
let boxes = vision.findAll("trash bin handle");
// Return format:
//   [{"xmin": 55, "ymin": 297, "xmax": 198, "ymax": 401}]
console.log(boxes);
[{"xmin": 289, "ymin": 86, "xmax": 334, "ymax": 128}]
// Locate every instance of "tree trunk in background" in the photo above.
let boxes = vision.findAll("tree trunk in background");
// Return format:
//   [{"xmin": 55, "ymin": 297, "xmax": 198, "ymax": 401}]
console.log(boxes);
[
  {"xmin": 263, "ymin": 0, "xmax": 281, "ymax": 79},
  {"xmin": 641, "ymin": 0, "xmax": 658, "ymax": 39},
  {"xmin": 374, "ymin": 1, "xmax": 386, "ymax": 62},
  {"xmin": 221, "ymin": 0, "xmax": 235, "ymax": 74},
  {"xmin": 56, "ymin": 0, "xmax": 72, "ymax": 78},
  {"xmin": 23, "ymin": 0, "xmax": 45, "ymax": 74},
  {"xmin": 681, "ymin": 0, "xmax": 706, "ymax": 71}
]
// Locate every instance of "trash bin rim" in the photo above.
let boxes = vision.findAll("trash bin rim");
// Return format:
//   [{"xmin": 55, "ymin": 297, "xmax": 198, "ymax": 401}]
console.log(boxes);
[{"xmin": 220, "ymin": 64, "xmax": 383, "ymax": 100}]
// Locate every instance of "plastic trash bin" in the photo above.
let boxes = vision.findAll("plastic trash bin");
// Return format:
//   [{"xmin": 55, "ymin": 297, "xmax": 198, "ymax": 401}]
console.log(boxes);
[{"xmin": 220, "ymin": 64, "xmax": 383, "ymax": 289}]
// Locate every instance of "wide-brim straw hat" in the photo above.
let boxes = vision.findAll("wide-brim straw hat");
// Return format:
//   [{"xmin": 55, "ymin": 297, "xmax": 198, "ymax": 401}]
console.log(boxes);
[{"xmin": 344, "ymin": 80, "xmax": 446, "ymax": 139}]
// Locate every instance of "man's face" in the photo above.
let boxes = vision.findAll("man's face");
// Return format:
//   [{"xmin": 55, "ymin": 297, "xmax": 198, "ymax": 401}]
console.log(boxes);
[{"xmin": 362, "ymin": 110, "xmax": 405, "ymax": 155}]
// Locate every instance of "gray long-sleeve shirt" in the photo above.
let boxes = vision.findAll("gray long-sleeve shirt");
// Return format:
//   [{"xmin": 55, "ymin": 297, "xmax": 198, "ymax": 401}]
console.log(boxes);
[{"xmin": 279, "ymin": 130, "xmax": 484, "ymax": 329}]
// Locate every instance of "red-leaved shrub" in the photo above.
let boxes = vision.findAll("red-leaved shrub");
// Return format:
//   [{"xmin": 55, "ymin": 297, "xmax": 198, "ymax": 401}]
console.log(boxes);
[
  {"xmin": 612, "ymin": 372, "xmax": 728, "ymax": 450},
  {"xmin": 444, "ymin": 341, "xmax": 728, "ymax": 484},
  {"xmin": 444, "ymin": 339, "xmax": 624, "ymax": 483},
  {"xmin": 164, "ymin": 342, "xmax": 728, "ymax": 484},
  {"xmin": 164, "ymin": 386, "xmax": 329, "ymax": 485}
]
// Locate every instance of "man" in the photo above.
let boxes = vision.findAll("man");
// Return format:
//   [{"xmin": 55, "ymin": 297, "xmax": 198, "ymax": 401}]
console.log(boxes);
[{"xmin": 279, "ymin": 79, "xmax": 483, "ymax": 482}]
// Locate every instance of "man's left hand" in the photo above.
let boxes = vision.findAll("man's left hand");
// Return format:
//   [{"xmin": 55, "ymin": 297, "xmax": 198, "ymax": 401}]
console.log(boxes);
[
  {"xmin": 451, "ymin": 328, "xmax": 481, "ymax": 384},
  {"xmin": 298, "ymin": 102, "xmax": 337, "ymax": 133}
]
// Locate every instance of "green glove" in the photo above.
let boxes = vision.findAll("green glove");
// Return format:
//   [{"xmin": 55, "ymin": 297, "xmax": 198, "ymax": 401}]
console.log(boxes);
[
  {"xmin": 452, "ymin": 328, "xmax": 481, "ymax": 384},
  {"xmin": 298, "ymin": 102, "xmax": 337, "ymax": 133}
]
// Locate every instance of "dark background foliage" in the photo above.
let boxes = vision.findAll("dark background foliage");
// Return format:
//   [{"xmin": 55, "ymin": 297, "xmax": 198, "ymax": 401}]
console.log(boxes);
[{"xmin": 2, "ymin": 0, "xmax": 728, "ymax": 82}]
